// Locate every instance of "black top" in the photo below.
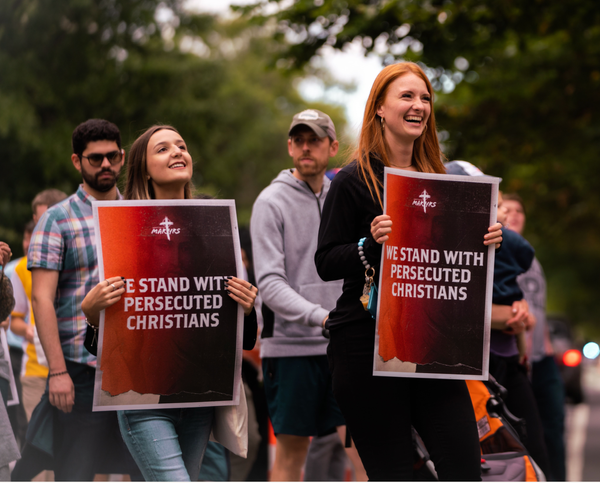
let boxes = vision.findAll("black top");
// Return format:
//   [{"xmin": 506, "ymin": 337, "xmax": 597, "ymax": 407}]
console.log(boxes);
[{"xmin": 315, "ymin": 160, "xmax": 385, "ymax": 330}]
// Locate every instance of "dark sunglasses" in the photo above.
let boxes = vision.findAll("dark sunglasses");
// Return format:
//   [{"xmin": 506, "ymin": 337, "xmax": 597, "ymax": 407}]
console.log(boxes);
[{"xmin": 80, "ymin": 150, "xmax": 122, "ymax": 167}]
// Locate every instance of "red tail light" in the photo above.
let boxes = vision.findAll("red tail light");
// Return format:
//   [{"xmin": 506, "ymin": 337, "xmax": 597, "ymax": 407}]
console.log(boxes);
[{"xmin": 563, "ymin": 349, "xmax": 582, "ymax": 367}]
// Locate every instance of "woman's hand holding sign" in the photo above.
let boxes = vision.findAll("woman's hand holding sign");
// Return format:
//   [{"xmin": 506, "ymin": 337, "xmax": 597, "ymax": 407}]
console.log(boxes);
[
  {"xmin": 372, "ymin": 217, "xmax": 502, "ymax": 249},
  {"xmin": 484, "ymin": 222, "xmax": 503, "ymax": 249},
  {"xmin": 371, "ymin": 215, "xmax": 393, "ymax": 244},
  {"xmin": 225, "ymin": 276, "xmax": 257, "ymax": 315},
  {"xmin": 82, "ymin": 276, "xmax": 126, "ymax": 328}
]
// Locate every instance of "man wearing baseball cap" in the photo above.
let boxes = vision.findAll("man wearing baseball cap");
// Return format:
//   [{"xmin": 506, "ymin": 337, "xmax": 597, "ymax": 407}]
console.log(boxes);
[{"xmin": 251, "ymin": 110, "xmax": 365, "ymax": 480}]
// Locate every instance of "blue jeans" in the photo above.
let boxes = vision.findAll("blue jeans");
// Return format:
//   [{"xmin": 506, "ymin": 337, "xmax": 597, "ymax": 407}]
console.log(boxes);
[
  {"xmin": 118, "ymin": 407, "xmax": 215, "ymax": 481},
  {"xmin": 198, "ymin": 442, "xmax": 229, "ymax": 481}
]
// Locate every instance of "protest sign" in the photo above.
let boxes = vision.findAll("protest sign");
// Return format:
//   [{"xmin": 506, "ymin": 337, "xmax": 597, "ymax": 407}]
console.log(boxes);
[
  {"xmin": 92, "ymin": 200, "xmax": 243, "ymax": 410},
  {"xmin": 374, "ymin": 168, "xmax": 499, "ymax": 380}
]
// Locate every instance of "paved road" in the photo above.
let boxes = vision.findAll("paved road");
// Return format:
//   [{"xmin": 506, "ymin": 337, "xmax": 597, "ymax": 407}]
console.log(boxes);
[{"xmin": 566, "ymin": 361, "xmax": 600, "ymax": 481}]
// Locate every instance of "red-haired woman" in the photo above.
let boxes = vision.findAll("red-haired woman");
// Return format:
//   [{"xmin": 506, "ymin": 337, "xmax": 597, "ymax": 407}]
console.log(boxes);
[{"xmin": 315, "ymin": 62, "xmax": 503, "ymax": 480}]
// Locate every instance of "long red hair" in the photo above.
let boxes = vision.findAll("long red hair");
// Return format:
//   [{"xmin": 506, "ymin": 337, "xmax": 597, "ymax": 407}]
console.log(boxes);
[{"xmin": 353, "ymin": 62, "xmax": 446, "ymax": 207}]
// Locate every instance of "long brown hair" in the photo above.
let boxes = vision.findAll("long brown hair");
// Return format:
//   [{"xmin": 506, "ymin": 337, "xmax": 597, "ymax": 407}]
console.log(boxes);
[
  {"xmin": 124, "ymin": 125, "xmax": 194, "ymax": 200},
  {"xmin": 354, "ymin": 62, "xmax": 446, "ymax": 207}
]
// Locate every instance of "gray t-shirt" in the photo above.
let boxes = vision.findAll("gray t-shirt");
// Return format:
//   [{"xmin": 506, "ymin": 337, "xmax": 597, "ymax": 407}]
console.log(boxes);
[{"xmin": 517, "ymin": 257, "xmax": 547, "ymax": 362}]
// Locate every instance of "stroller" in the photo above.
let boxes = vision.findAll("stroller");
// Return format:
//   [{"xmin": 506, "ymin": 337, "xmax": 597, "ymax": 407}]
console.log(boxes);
[{"xmin": 412, "ymin": 376, "xmax": 545, "ymax": 481}]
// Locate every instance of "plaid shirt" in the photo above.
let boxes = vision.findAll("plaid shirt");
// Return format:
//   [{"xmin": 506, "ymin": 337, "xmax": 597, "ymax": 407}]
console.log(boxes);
[{"xmin": 28, "ymin": 185, "xmax": 122, "ymax": 366}]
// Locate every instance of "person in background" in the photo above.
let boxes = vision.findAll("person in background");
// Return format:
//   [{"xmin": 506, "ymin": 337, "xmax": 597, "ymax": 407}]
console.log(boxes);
[
  {"xmin": 251, "ymin": 109, "xmax": 366, "ymax": 481},
  {"xmin": 488, "ymin": 191, "xmax": 552, "ymax": 479},
  {"xmin": 25, "ymin": 119, "xmax": 141, "ymax": 480},
  {"xmin": 305, "ymin": 166, "xmax": 353, "ymax": 482},
  {"xmin": 4, "ymin": 189, "xmax": 69, "ymax": 451},
  {"xmin": 32, "ymin": 189, "xmax": 68, "ymax": 226},
  {"xmin": 11, "ymin": 190, "xmax": 67, "ymax": 423},
  {"xmin": 3, "ymin": 259, "xmax": 28, "ymax": 449},
  {"xmin": 504, "ymin": 193, "xmax": 566, "ymax": 481},
  {"xmin": 445, "ymin": 161, "xmax": 553, "ymax": 479}
]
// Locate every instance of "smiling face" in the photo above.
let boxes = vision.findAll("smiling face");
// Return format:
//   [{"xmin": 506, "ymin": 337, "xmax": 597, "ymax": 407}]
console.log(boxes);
[
  {"xmin": 376, "ymin": 73, "xmax": 431, "ymax": 146},
  {"xmin": 146, "ymin": 129, "xmax": 193, "ymax": 197}
]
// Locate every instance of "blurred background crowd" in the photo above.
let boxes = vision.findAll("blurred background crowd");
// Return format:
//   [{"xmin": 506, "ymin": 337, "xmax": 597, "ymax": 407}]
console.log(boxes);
[
  {"xmin": 2, "ymin": 0, "xmax": 598, "ymax": 341},
  {"xmin": 1, "ymin": 0, "xmax": 599, "ymax": 480}
]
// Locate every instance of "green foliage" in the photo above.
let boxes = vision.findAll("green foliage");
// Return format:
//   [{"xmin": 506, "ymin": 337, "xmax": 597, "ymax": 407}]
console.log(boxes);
[
  {"xmin": 0, "ymin": 0, "xmax": 346, "ymax": 255},
  {"xmin": 240, "ymin": 0, "xmax": 600, "ymax": 335}
]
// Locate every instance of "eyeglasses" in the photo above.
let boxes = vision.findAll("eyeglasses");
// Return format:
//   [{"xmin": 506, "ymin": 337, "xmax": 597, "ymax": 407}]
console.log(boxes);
[{"xmin": 80, "ymin": 150, "xmax": 122, "ymax": 167}]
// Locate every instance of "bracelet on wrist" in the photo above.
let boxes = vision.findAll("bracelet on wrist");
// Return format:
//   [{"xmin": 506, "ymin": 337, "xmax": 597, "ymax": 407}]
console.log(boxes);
[
  {"xmin": 85, "ymin": 318, "xmax": 98, "ymax": 331},
  {"xmin": 48, "ymin": 370, "xmax": 68, "ymax": 378},
  {"xmin": 358, "ymin": 237, "xmax": 371, "ymax": 270}
]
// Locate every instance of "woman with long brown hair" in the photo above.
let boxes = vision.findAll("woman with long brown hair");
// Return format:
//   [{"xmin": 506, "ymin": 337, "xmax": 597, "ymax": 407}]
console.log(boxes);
[
  {"xmin": 82, "ymin": 125, "xmax": 258, "ymax": 481},
  {"xmin": 315, "ymin": 62, "xmax": 503, "ymax": 480}
]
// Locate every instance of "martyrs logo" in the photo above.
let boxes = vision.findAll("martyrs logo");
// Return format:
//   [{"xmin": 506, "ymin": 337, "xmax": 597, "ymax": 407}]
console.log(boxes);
[
  {"xmin": 412, "ymin": 190, "xmax": 437, "ymax": 213},
  {"xmin": 150, "ymin": 216, "xmax": 181, "ymax": 240}
]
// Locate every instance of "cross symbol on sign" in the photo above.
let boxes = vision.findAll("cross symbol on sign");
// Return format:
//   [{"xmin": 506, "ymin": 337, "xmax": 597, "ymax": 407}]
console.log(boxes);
[
  {"xmin": 160, "ymin": 217, "xmax": 174, "ymax": 240},
  {"xmin": 419, "ymin": 190, "xmax": 431, "ymax": 213}
]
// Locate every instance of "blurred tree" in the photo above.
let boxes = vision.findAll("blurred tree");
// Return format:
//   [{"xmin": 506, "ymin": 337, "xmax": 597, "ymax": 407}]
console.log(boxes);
[
  {"xmin": 238, "ymin": 0, "xmax": 600, "ymax": 334},
  {"xmin": 0, "ymin": 0, "xmax": 346, "ymax": 254}
]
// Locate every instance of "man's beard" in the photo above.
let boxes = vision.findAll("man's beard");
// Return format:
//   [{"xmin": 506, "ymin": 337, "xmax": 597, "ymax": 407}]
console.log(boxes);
[
  {"xmin": 81, "ymin": 166, "xmax": 118, "ymax": 193},
  {"xmin": 293, "ymin": 156, "xmax": 327, "ymax": 178}
]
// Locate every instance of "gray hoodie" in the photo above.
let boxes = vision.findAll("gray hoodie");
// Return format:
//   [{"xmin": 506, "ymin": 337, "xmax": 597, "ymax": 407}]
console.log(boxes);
[{"xmin": 250, "ymin": 169, "xmax": 343, "ymax": 358}]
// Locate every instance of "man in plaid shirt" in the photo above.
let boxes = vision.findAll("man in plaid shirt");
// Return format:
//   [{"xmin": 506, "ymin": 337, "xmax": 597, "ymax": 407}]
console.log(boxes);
[{"xmin": 27, "ymin": 119, "xmax": 139, "ymax": 479}]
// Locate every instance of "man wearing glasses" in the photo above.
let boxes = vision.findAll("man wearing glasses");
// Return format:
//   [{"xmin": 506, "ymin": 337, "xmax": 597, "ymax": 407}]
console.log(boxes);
[{"xmin": 25, "ymin": 120, "xmax": 140, "ymax": 479}]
